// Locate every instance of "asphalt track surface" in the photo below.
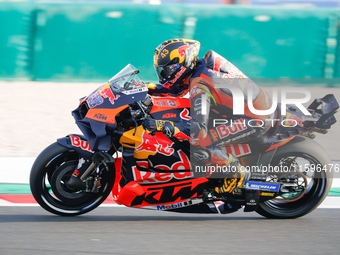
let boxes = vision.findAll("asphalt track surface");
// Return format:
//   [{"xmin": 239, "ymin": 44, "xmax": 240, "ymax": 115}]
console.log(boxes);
[{"xmin": 0, "ymin": 206, "xmax": 339, "ymax": 254}]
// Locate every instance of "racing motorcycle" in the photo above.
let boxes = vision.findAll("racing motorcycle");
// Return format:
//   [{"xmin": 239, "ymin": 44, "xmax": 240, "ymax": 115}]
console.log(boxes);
[{"xmin": 30, "ymin": 64, "xmax": 339, "ymax": 218}]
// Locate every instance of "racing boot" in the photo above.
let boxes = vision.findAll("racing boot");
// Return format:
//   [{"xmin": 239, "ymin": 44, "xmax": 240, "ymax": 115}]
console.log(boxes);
[{"xmin": 209, "ymin": 151, "xmax": 247, "ymax": 195}]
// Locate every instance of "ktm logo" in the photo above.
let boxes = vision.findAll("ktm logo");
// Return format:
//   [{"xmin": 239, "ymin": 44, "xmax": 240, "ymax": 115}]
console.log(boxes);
[
  {"xmin": 94, "ymin": 113, "xmax": 107, "ymax": 120},
  {"xmin": 130, "ymin": 179, "xmax": 208, "ymax": 206},
  {"xmin": 162, "ymin": 113, "xmax": 177, "ymax": 119}
]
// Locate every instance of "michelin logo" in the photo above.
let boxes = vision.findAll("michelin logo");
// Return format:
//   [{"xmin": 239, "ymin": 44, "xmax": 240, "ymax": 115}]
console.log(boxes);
[{"xmin": 245, "ymin": 181, "xmax": 280, "ymax": 192}]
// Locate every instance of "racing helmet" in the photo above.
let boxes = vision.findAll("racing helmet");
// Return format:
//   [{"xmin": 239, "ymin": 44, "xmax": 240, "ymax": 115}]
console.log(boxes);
[{"xmin": 153, "ymin": 39, "xmax": 200, "ymax": 89}]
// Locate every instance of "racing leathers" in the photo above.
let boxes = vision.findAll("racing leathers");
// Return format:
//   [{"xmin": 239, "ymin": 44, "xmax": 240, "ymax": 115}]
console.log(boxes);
[{"xmin": 148, "ymin": 50, "xmax": 274, "ymax": 194}]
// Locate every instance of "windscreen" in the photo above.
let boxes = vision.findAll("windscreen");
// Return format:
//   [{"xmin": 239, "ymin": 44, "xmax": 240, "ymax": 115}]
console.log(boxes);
[{"xmin": 108, "ymin": 64, "xmax": 147, "ymax": 93}]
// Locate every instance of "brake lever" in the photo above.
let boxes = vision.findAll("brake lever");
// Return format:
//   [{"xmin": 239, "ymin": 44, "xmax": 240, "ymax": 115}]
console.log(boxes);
[{"xmin": 128, "ymin": 106, "xmax": 139, "ymax": 136}]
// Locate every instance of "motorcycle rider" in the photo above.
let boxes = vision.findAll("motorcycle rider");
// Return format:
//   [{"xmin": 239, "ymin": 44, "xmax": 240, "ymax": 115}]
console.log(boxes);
[{"xmin": 143, "ymin": 39, "xmax": 274, "ymax": 195}]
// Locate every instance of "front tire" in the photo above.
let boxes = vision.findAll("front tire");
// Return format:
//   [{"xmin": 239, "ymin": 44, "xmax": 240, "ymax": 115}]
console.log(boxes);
[{"xmin": 30, "ymin": 142, "xmax": 114, "ymax": 216}]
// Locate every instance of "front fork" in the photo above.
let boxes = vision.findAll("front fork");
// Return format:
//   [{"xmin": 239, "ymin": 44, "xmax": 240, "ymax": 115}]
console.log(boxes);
[
  {"xmin": 67, "ymin": 151, "xmax": 115, "ymax": 191},
  {"xmin": 57, "ymin": 135, "xmax": 116, "ymax": 191}
]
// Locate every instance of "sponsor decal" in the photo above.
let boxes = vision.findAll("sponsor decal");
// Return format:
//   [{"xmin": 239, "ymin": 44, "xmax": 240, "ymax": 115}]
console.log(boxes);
[
  {"xmin": 260, "ymin": 192, "xmax": 275, "ymax": 197},
  {"xmin": 135, "ymin": 131, "xmax": 175, "ymax": 156},
  {"xmin": 221, "ymin": 129, "xmax": 256, "ymax": 145},
  {"xmin": 180, "ymin": 108, "xmax": 191, "ymax": 120},
  {"xmin": 246, "ymin": 199, "xmax": 257, "ymax": 206},
  {"xmin": 174, "ymin": 131, "xmax": 190, "ymax": 141},
  {"xmin": 130, "ymin": 178, "xmax": 208, "ymax": 206},
  {"xmin": 99, "ymin": 83, "xmax": 120, "ymax": 104},
  {"xmin": 190, "ymin": 86, "xmax": 202, "ymax": 97},
  {"xmin": 245, "ymin": 181, "xmax": 280, "ymax": 192},
  {"xmin": 155, "ymin": 99, "xmax": 177, "ymax": 107},
  {"xmin": 157, "ymin": 200, "xmax": 193, "ymax": 210},
  {"xmin": 212, "ymin": 56, "xmax": 227, "ymax": 73},
  {"xmin": 132, "ymin": 150, "xmax": 192, "ymax": 183},
  {"xmin": 178, "ymin": 44, "xmax": 192, "ymax": 58},
  {"xmin": 221, "ymin": 67, "xmax": 237, "ymax": 84},
  {"xmin": 162, "ymin": 113, "xmax": 177, "ymax": 119},
  {"xmin": 285, "ymin": 113, "xmax": 304, "ymax": 127},
  {"xmin": 208, "ymin": 55, "xmax": 238, "ymax": 83},
  {"xmin": 87, "ymin": 91, "xmax": 103, "ymax": 108},
  {"xmin": 70, "ymin": 136, "xmax": 94, "ymax": 153},
  {"xmin": 77, "ymin": 158, "xmax": 86, "ymax": 169},
  {"xmin": 94, "ymin": 113, "xmax": 107, "ymax": 120},
  {"xmin": 72, "ymin": 169, "xmax": 80, "ymax": 178},
  {"xmin": 169, "ymin": 66, "xmax": 186, "ymax": 84},
  {"xmin": 209, "ymin": 129, "xmax": 219, "ymax": 142},
  {"xmin": 224, "ymin": 144, "xmax": 251, "ymax": 157},
  {"xmin": 122, "ymin": 87, "xmax": 148, "ymax": 95},
  {"xmin": 194, "ymin": 98, "xmax": 202, "ymax": 106},
  {"xmin": 216, "ymin": 119, "xmax": 247, "ymax": 139}
]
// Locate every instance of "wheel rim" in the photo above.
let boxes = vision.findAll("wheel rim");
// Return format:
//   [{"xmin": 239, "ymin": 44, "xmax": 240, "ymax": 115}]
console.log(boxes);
[
  {"xmin": 38, "ymin": 150, "xmax": 111, "ymax": 213},
  {"xmin": 261, "ymin": 153, "xmax": 327, "ymax": 215},
  {"xmin": 271, "ymin": 171, "xmax": 308, "ymax": 202}
]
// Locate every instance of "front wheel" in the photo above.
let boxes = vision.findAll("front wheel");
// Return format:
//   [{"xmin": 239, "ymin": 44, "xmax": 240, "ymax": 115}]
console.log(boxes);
[
  {"xmin": 256, "ymin": 152, "xmax": 332, "ymax": 219},
  {"xmin": 30, "ymin": 142, "xmax": 115, "ymax": 216}
]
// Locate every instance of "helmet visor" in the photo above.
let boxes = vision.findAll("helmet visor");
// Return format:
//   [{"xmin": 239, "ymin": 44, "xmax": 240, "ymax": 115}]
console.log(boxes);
[{"xmin": 155, "ymin": 63, "xmax": 181, "ymax": 84}]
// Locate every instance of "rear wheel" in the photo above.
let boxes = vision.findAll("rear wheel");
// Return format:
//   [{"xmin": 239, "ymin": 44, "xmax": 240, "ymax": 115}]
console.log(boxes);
[
  {"xmin": 30, "ymin": 142, "xmax": 114, "ymax": 216},
  {"xmin": 256, "ymin": 152, "xmax": 332, "ymax": 219}
]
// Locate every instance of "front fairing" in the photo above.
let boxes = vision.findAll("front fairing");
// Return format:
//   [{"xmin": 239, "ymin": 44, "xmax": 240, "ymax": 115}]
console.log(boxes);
[
  {"xmin": 72, "ymin": 64, "xmax": 147, "ymax": 151},
  {"xmin": 84, "ymin": 82, "xmax": 147, "ymax": 124}
]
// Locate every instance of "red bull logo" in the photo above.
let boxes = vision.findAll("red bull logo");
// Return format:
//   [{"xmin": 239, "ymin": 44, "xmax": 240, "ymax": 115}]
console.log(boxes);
[
  {"xmin": 99, "ymin": 83, "xmax": 120, "ymax": 104},
  {"xmin": 135, "ymin": 131, "xmax": 175, "ymax": 156},
  {"xmin": 178, "ymin": 44, "xmax": 192, "ymax": 58},
  {"xmin": 212, "ymin": 55, "xmax": 227, "ymax": 73},
  {"xmin": 285, "ymin": 113, "xmax": 304, "ymax": 127}
]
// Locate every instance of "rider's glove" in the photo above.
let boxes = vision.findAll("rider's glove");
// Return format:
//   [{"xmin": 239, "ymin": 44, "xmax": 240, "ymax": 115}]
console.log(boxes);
[
  {"xmin": 146, "ymin": 83, "xmax": 157, "ymax": 90},
  {"xmin": 142, "ymin": 119, "xmax": 190, "ymax": 141},
  {"xmin": 146, "ymin": 83, "xmax": 157, "ymax": 95},
  {"xmin": 142, "ymin": 119, "xmax": 174, "ymax": 136}
]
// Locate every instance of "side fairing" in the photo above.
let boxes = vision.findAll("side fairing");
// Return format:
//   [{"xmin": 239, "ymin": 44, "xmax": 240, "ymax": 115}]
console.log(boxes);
[{"xmin": 119, "ymin": 126, "xmax": 192, "ymax": 185}]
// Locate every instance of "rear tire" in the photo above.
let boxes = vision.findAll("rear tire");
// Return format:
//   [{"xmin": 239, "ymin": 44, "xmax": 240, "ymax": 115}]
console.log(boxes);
[
  {"xmin": 256, "ymin": 152, "xmax": 332, "ymax": 219},
  {"xmin": 30, "ymin": 142, "xmax": 114, "ymax": 216}
]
